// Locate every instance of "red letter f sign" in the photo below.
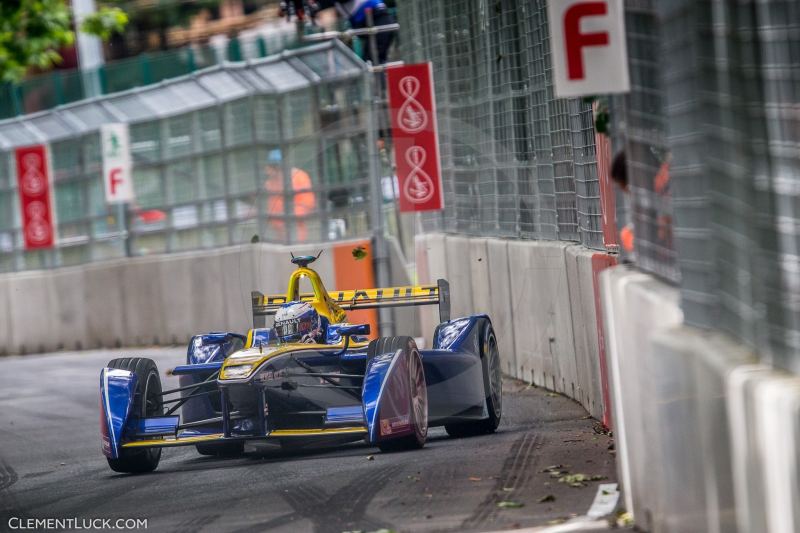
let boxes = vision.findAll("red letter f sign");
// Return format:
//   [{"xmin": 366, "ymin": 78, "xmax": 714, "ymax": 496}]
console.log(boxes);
[
  {"xmin": 564, "ymin": 2, "xmax": 609, "ymax": 80},
  {"xmin": 547, "ymin": 0, "xmax": 630, "ymax": 98}
]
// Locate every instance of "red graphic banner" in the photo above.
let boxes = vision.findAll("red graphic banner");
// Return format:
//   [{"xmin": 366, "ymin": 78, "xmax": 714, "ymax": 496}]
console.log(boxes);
[
  {"xmin": 387, "ymin": 63, "xmax": 444, "ymax": 212},
  {"xmin": 15, "ymin": 145, "xmax": 55, "ymax": 249}
]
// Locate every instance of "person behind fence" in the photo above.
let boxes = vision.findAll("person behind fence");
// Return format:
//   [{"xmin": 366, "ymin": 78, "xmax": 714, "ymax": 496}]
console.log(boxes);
[
  {"xmin": 314, "ymin": 0, "xmax": 395, "ymax": 64},
  {"xmin": 610, "ymin": 150, "xmax": 673, "ymax": 257},
  {"xmin": 610, "ymin": 150, "xmax": 635, "ymax": 254},
  {"xmin": 264, "ymin": 149, "xmax": 316, "ymax": 242}
]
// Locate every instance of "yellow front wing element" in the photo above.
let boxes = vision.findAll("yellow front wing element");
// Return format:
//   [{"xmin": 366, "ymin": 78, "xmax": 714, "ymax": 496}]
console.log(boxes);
[
  {"xmin": 120, "ymin": 427, "xmax": 368, "ymax": 448},
  {"xmin": 121, "ymin": 433, "xmax": 225, "ymax": 448}
]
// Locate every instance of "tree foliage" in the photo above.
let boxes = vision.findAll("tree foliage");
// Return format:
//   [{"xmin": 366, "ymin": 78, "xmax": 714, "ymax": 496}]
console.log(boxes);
[
  {"xmin": 81, "ymin": 6, "xmax": 129, "ymax": 41},
  {"xmin": 0, "ymin": 0, "xmax": 128, "ymax": 83}
]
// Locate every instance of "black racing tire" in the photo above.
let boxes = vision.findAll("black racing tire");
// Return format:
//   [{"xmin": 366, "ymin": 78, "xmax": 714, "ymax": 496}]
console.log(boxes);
[
  {"xmin": 105, "ymin": 357, "xmax": 163, "ymax": 473},
  {"xmin": 445, "ymin": 320, "xmax": 502, "ymax": 438},
  {"xmin": 367, "ymin": 336, "xmax": 428, "ymax": 453},
  {"xmin": 195, "ymin": 441, "xmax": 245, "ymax": 457}
]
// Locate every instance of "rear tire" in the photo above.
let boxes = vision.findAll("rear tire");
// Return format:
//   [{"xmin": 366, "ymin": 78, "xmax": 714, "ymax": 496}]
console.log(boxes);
[
  {"xmin": 445, "ymin": 320, "xmax": 502, "ymax": 438},
  {"xmin": 105, "ymin": 357, "xmax": 163, "ymax": 473},
  {"xmin": 367, "ymin": 336, "xmax": 428, "ymax": 452},
  {"xmin": 196, "ymin": 441, "xmax": 245, "ymax": 457}
]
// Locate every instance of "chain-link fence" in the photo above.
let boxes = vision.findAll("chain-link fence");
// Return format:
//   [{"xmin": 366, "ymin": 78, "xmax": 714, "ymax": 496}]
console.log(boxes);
[
  {"xmin": 398, "ymin": 0, "xmax": 800, "ymax": 370},
  {"xmin": 646, "ymin": 0, "xmax": 800, "ymax": 372},
  {"xmin": 0, "ymin": 41, "xmax": 374, "ymax": 273},
  {"xmin": 396, "ymin": 0, "xmax": 605, "ymax": 249}
]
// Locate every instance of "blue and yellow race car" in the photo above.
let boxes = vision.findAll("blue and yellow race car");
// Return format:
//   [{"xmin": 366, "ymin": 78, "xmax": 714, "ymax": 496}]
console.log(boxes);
[{"xmin": 99, "ymin": 255, "xmax": 502, "ymax": 473}]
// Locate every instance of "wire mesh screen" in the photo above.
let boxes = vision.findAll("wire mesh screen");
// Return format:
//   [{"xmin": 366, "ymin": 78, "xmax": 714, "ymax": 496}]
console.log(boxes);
[
  {"xmin": 396, "ymin": 0, "xmax": 606, "ymax": 248},
  {"xmin": 0, "ymin": 41, "xmax": 372, "ymax": 273},
  {"xmin": 616, "ymin": 0, "xmax": 680, "ymax": 282},
  {"xmin": 623, "ymin": 0, "xmax": 800, "ymax": 371}
]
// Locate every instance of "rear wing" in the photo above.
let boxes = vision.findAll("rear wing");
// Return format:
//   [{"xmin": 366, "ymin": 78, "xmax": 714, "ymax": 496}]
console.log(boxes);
[{"xmin": 251, "ymin": 279, "xmax": 450, "ymax": 328}]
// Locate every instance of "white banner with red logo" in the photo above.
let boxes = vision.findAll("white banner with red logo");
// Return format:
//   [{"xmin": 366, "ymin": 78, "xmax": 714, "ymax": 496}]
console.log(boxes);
[
  {"xmin": 15, "ymin": 144, "xmax": 55, "ymax": 250},
  {"xmin": 101, "ymin": 123, "xmax": 134, "ymax": 204},
  {"xmin": 547, "ymin": 0, "xmax": 630, "ymax": 98},
  {"xmin": 387, "ymin": 63, "xmax": 444, "ymax": 212}
]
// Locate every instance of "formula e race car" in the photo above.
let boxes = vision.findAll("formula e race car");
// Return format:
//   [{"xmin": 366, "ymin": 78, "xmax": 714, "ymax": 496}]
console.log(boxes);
[{"xmin": 99, "ymin": 254, "xmax": 502, "ymax": 473}]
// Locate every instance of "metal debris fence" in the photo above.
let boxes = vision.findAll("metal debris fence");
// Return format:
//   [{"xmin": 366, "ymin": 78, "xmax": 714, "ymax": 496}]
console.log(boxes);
[
  {"xmin": 396, "ymin": 0, "xmax": 605, "ymax": 249},
  {"xmin": 399, "ymin": 0, "xmax": 800, "ymax": 370}
]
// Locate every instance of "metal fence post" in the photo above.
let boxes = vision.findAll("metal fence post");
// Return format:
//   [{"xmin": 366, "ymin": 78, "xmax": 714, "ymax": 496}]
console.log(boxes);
[{"xmin": 366, "ymin": 70, "xmax": 394, "ymax": 337}]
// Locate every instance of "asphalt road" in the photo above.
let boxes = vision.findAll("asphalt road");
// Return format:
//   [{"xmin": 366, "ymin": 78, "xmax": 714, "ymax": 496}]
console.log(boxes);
[{"xmin": 0, "ymin": 348, "xmax": 617, "ymax": 533}]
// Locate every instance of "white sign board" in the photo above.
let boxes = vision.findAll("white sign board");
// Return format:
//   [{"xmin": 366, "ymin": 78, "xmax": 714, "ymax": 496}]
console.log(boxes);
[
  {"xmin": 101, "ymin": 123, "xmax": 134, "ymax": 204},
  {"xmin": 547, "ymin": 0, "xmax": 630, "ymax": 98}
]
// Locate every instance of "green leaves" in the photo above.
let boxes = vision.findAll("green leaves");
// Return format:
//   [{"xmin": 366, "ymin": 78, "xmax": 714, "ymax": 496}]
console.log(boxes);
[
  {"xmin": 496, "ymin": 500, "xmax": 524, "ymax": 509},
  {"xmin": 352, "ymin": 246, "xmax": 368, "ymax": 260},
  {"xmin": 81, "ymin": 7, "xmax": 128, "ymax": 41},
  {"xmin": 0, "ymin": 0, "xmax": 73, "ymax": 82},
  {"xmin": 557, "ymin": 473, "xmax": 607, "ymax": 488},
  {"xmin": 0, "ymin": 0, "xmax": 127, "ymax": 83}
]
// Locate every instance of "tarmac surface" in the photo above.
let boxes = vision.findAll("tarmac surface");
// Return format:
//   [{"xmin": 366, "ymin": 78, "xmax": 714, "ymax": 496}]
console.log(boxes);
[{"xmin": 0, "ymin": 348, "xmax": 618, "ymax": 533}]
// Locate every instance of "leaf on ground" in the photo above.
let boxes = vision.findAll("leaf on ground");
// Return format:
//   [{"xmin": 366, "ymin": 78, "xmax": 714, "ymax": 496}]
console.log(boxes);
[
  {"xmin": 547, "ymin": 518, "xmax": 568, "ymax": 525},
  {"xmin": 468, "ymin": 476, "xmax": 482, "ymax": 481},
  {"xmin": 502, "ymin": 487, "xmax": 514, "ymax": 492},
  {"xmin": 366, "ymin": 455, "xmax": 374, "ymax": 461},
  {"xmin": 616, "ymin": 511, "xmax": 634, "ymax": 527},
  {"xmin": 557, "ymin": 473, "xmax": 607, "ymax": 487},
  {"xmin": 497, "ymin": 501, "xmax": 525, "ymax": 509},
  {"xmin": 538, "ymin": 494, "xmax": 556, "ymax": 503}
]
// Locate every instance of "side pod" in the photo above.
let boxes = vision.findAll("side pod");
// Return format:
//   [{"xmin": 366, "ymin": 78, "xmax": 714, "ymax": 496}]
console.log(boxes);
[
  {"xmin": 99, "ymin": 368, "xmax": 137, "ymax": 459},
  {"xmin": 362, "ymin": 349, "xmax": 414, "ymax": 444}
]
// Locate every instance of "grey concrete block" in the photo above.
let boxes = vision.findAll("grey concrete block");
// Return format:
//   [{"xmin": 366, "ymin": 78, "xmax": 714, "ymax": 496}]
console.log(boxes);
[
  {"xmin": 219, "ymin": 245, "xmax": 258, "ymax": 334},
  {"xmin": 508, "ymin": 240, "xmax": 574, "ymax": 392},
  {"xmin": 0, "ymin": 275, "xmax": 13, "ymax": 355},
  {"xmin": 468, "ymin": 238, "xmax": 490, "ymax": 316},
  {"xmin": 121, "ymin": 257, "xmax": 167, "ymax": 346},
  {"xmin": 387, "ymin": 236, "xmax": 420, "ymax": 338},
  {"xmin": 444, "ymin": 235, "xmax": 474, "ymax": 320},
  {"xmin": 600, "ymin": 266, "xmax": 683, "ymax": 530},
  {"xmin": 651, "ymin": 327, "xmax": 756, "ymax": 533},
  {"xmin": 8, "ymin": 272, "xmax": 55, "ymax": 354},
  {"xmin": 159, "ymin": 253, "xmax": 195, "ymax": 346},
  {"xmin": 415, "ymin": 233, "xmax": 448, "ymax": 344},
  {"xmin": 188, "ymin": 250, "xmax": 227, "ymax": 334},
  {"xmin": 49, "ymin": 266, "xmax": 88, "ymax": 351},
  {"xmin": 485, "ymin": 239, "xmax": 516, "ymax": 379},
  {"xmin": 85, "ymin": 261, "xmax": 127, "ymax": 349},
  {"xmin": 727, "ymin": 365, "xmax": 775, "ymax": 533},
  {"xmin": 565, "ymin": 245, "xmax": 603, "ymax": 418}
]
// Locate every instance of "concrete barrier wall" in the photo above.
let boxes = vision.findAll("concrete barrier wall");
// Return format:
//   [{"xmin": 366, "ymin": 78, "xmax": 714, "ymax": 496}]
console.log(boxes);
[
  {"xmin": 0, "ymin": 238, "xmax": 410, "ymax": 355},
  {"xmin": 601, "ymin": 264, "xmax": 800, "ymax": 533},
  {"xmin": 414, "ymin": 233, "xmax": 614, "ymax": 421}
]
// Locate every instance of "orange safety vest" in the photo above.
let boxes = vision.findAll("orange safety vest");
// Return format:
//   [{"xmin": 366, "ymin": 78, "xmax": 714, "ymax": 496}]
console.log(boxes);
[{"xmin": 265, "ymin": 168, "xmax": 316, "ymax": 241}]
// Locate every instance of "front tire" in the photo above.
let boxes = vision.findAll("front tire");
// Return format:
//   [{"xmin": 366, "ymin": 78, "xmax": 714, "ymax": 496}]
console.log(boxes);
[
  {"xmin": 367, "ymin": 336, "xmax": 428, "ymax": 452},
  {"xmin": 445, "ymin": 320, "xmax": 502, "ymax": 438},
  {"xmin": 105, "ymin": 357, "xmax": 163, "ymax": 473}
]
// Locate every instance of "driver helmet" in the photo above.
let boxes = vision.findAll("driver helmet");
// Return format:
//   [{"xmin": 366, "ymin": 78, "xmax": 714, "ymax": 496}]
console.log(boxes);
[{"xmin": 274, "ymin": 302, "xmax": 323, "ymax": 344}]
